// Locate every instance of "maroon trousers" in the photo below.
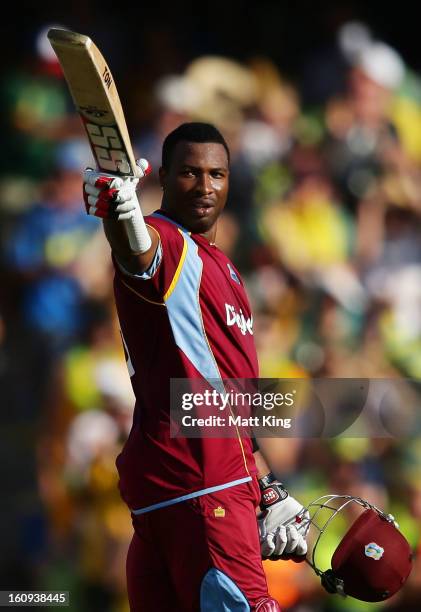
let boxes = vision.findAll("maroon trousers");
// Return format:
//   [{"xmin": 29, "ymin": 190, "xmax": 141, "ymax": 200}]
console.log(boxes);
[{"xmin": 126, "ymin": 478, "xmax": 279, "ymax": 611}]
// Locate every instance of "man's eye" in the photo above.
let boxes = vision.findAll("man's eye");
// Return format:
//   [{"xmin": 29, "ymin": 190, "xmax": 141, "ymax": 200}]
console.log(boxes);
[
  {"xmin": 181, "ymin": 170, "xmax": 195, "ymax": 177},
  {"xmin": 212, "ymin": 171, "xmax": 225, "ymax": 178}
]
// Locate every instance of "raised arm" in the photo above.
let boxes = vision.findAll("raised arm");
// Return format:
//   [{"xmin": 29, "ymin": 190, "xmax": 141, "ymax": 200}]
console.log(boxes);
[
  {"xmin": 82, "ymin": 165, "xmax": 160, "ymax": 274},
  {"xmin": 102, "ymin": 217, "xmax": 159, "ymax": 274}
]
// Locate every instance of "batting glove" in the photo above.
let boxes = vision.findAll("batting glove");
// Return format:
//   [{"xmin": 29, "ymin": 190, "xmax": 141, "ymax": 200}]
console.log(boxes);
[
  {"xmin": 258, "ymin": 473, "xmax": 309, "ymax": 560},
  {"xmin": 83, "ymin": 159, "xmax": 151, "ymax": 220}
]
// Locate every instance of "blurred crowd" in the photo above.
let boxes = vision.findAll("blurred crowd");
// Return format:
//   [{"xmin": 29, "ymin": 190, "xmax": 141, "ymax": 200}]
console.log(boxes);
[{"xmin": 1, "ymin": 18, "xmax": 421, "ymax": 612}]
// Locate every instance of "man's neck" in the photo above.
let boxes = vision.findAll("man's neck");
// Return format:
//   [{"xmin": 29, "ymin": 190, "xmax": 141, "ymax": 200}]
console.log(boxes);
[{"xmin": 158, "ymin": 207, "xmax": 217, "ymax": 244}]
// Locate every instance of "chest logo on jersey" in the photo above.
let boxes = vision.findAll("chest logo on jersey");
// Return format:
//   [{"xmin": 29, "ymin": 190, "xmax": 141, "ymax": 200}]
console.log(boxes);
[
  {"xmin": 225, "ymin": 303, "xmax": 253, "ymax": 335},
  {"xmin": 227, "ymin": 263, "xmax": 241, "ymax": 285}
]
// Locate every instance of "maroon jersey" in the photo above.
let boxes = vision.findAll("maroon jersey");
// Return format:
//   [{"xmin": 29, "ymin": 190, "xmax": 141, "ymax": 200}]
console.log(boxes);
[{"xmin": 113, "ymin": 212, "xmax": 258, "ymax": 514}]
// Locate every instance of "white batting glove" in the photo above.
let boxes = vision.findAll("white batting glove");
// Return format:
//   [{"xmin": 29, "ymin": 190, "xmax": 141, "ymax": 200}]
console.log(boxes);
[
  {"xmin": 257, "ymin": 474, "xmax": 309, "ymax": 560},
  {"xmin": 83, "ymin": 159, "xmax": 151, "ymax": 220}
]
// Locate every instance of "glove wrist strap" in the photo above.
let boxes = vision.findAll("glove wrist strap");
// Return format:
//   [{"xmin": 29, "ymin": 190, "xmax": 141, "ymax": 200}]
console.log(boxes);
[
  {"xmin": 258, "ymin": 472, "xmax": 288, "ymax": 509},
  {"xmin": 258, "ymin": 472, "xmax": 277, "ymax": 490}
]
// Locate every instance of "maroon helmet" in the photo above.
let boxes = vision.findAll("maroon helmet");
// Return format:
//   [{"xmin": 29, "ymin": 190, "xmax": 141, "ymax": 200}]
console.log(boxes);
[{"xmin": 297, "ymin": 494, "xmax": 413, "ymax": 602}]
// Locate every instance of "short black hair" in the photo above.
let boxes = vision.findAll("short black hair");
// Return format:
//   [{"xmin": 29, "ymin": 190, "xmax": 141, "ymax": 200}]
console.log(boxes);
[{"xmin": 161, "ymin": 122, "xmax": 230, "ymax": 170}]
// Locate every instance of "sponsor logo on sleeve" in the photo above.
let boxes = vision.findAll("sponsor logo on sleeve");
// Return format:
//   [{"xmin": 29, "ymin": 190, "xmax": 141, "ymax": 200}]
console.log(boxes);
[{"xmin": 227, "ymin": 263, "xmax": 241, "ymax": 284}]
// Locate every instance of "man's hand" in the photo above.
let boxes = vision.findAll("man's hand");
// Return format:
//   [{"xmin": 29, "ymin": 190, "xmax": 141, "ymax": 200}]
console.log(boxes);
[
  {"xmin": 83, "ymin": 159, "xmax": 151, "ymax": 220},
  {"xmin": 257, "ymin": 473, "xmax": 309, "ymax": 560},
  {"xmin": 83, "ymin": 158, "xmax": 156, "ymax": 258}
]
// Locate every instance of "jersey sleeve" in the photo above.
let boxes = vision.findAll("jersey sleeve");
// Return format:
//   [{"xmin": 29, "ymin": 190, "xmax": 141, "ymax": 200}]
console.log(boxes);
[{"xmin": 111, "ymin": 215, "xmax": 186, "ymax": 302}]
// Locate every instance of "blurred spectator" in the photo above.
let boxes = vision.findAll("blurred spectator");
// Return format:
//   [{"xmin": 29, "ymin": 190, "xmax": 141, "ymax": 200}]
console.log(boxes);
[
  {"xmin": 323, "ymin": 39, "xmax": 406, "ymax": 213},
  {"xmin": 0, "ymin": 24, "xmax": 84, "ymax": 210},
  {"xmin": 3, "ymin": 139, "xmax": 99, "ymax": 354},
  {"xmin": 258, "ymin": 148, "xmax": 354, "ymax": 276}
]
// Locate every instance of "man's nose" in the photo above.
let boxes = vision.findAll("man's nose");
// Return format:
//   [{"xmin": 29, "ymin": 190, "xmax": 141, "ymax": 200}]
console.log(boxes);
[{"xmin": 196, "ymin": 173, "xmax": 213, "ymax": 194}]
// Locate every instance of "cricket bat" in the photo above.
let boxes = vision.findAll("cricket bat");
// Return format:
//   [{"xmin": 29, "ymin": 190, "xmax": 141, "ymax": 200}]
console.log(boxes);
[{"xmin": 47, "ymin": 28, "xmax": 147, "ymax": 252}]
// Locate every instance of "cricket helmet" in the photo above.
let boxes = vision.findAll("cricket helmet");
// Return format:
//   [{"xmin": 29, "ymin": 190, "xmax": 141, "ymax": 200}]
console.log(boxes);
[{"xmin": 300, "ymin": 494, "xmax": 413, "ymax": 602}]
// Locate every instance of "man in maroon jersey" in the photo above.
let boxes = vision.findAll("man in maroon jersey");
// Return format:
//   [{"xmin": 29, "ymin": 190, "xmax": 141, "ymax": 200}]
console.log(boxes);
[{"xmin": 83, "ymin": 123, "xmax": 308, "ymax": 611}]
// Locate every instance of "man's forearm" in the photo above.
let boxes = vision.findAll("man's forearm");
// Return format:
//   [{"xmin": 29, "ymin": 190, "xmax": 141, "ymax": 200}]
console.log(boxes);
[
  {"xmin": 253, "ymin": 449, "xmax": 272, "ymax": 479},
  {"xmin": 103, "ymin": 219, "xmax": 159, "ymax": 274}
]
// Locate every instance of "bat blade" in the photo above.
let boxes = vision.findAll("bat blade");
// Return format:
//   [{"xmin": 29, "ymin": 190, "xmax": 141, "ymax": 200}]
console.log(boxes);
[
  {"xmin": 48, "ymin": 28, "xmax": 149, "ymax": 253},
  {"xmin": 48, "ymin": 28, "xmax": 138, "ymax": 177}
]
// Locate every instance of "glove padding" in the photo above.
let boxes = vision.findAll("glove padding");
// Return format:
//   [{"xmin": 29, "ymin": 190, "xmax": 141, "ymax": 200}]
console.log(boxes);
[
  {"xmin": 258, "ymin": 493, "xmax": 309, "ymax": 560},
  {"xmin": 83, "ymin": 159, "xmax": 151, "ymax": 220}
]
